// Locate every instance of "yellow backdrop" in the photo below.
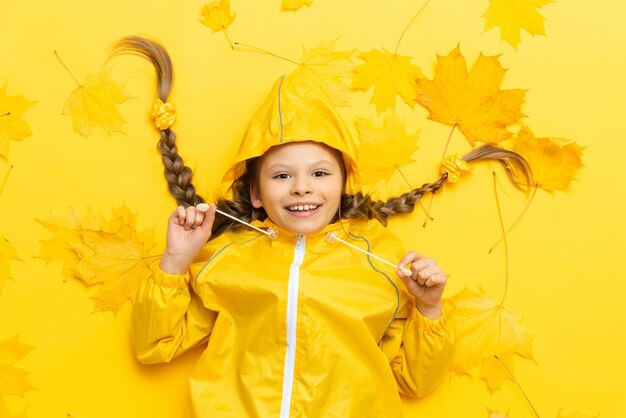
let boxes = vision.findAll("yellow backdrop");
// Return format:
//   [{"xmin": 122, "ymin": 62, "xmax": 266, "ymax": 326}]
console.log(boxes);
[{"xmin": 1, "ymin": 0, "xmax": 625, "ymax": 417}]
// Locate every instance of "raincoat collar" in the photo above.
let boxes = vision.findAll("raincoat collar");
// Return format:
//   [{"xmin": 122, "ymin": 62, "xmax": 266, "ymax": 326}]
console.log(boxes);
[{"xmin": 251, "ymin": 217, "xmax": 353, "ymax": 251}]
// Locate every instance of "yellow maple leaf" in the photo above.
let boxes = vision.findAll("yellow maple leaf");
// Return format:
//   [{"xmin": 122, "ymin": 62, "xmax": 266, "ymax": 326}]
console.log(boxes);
[
  {"xmin": 556, "ymin": 410, "xmax": 600, "ymax": 418},
  {"xmin": 62, "ymin": 68, "xmax": 129, "ymax": 138},
  {"xmin": 290, "ymin": 40, "xmax": 355, "ymax": 106},
  {"xmin": 37, "ymin": 205, "xmax": 158, "ymax": 314},
  {"xmin": 352, "ymin": 48, "xmax": 424, "ymax": 112},
  {"xmin": 282, "ymin": 0, "xmax": 313, "ymax": 11},
  {"xmin": 448, "ymin": 288, "xmax": 534, "ymax": 382},
  {"xmin": 513, "ymin": 126, "xmax": 583, "ymax": 192},
  {"xmin": 483, "ymin": 0, "xmax": 553, "ymax": 49},
  {"xmin": 0, "ymin": 335, "xmax": 34, "ymax": 408},
  {"xmin": 0, "ymin": 83, "xmax": 35, "ymax": 160},
  {"xmin": 0, "ymin": 234, "xmax": 21, "ymax": 294},
  {"xmin": 415, "ymin": 45, "xmax": 526, "ymax": 145},
  {"xmin": 199, "ymin": 0, "xmax": 236, "ymax": 32},
  {"xmin": 356, "ymin": 110, "xmax": 419, "ymax": 186}
]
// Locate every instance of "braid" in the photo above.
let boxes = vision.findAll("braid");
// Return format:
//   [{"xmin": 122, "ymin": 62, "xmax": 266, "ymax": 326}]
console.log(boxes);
[
  {"xmin": 340, "ymin": 144, "xmax": 532, "ymax": 225},
  {"xmin": 110, "ymin": 35, "xmax": 203, "ymax": 208}
]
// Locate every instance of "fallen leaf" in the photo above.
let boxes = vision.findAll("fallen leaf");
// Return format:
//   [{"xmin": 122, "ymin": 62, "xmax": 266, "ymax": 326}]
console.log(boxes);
[
  {"xmin": 37, "ymin": 205, "xmax": 159, "ymax": 314},
  {"xmin": 483, "ymin": 0, "xmax": 553, "ymax": 49},
  {"xmin": 291, "ymin": 40, "xmax": 355, "ymax": 106},
  {"xmin": 0, "ymin": 335, "xmax": 34, "ymax": 402},
  {"xmin": 415, "ymin": 45, "xmax": 526, "ymax": 145},
  {"xmin": 352, "ymin": 48, "xmax": 424, "ymax": 112},
  {"xmin": 62, "ymin": 69, "xmax": 129, "ymax": 137},
  {"xmin": 356, "ymin": 110, "xmax": 419, "ymax": 186},
  {"xmin": 448, "ymin": 288, "xmax": 534, "ymax": 390},
  {"xmin": 513, "ymin": 126, "xmax": 584, "ymax": 192},
  {"xmin": 0, "ymin": 234, "xmax": 20, "ymax": 294},
  {"xmin": 282, "ymin": 0, "xmax": 313, "ymax": 11},
  {"xmin": 0, "ymin": 83, "xmax": 35, "ymax": 159},
  {"xmin": 199, "ymin": 0, "xmax": 236, "ymax": 32}
]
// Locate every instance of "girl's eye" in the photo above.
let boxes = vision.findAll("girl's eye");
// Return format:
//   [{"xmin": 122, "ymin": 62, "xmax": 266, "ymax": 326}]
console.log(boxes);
[
  {"xmin": 273, "ymin": 173, "xmax": 291, "ymax": 179},
  {"xmin": 313, "ymin": 171, "xmax": 329, "ymax": 177}
]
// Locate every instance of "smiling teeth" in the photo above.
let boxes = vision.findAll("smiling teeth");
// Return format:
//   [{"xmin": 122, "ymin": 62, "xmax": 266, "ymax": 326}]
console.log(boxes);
[{"xmin": 289, "ymin": 205, "xmax": 318, "ymax": 211}]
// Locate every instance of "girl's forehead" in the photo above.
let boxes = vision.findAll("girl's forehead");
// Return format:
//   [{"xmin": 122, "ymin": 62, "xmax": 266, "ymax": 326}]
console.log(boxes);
[{"xmin": 261, "ymin": 141, "xmax": 343, "ymax": 164}]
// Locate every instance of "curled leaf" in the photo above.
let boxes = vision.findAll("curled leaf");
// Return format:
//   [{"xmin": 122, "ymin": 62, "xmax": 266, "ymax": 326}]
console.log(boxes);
[
  {"xmin": 282, "ymin": 0, "xmax": 313, "ymax": 11},
  {"xmin": 352, "ymin": 48, "xmax": 424, "ymax": 112},
  {"xmin": 199, "ymin": 0, "xmax": 236, "ymax": 32},
  {"xmin": 0, "ymin": 83, "xmax": 35, "ymax": 159},
  {"xmin": 513, "ymin": 126, "xmax": 584, "ymax": 192},
  {"xmin": 483, "ymin": 0, "xmax": 553, "ymax": 49},
  {"xmin": 415, "ymin": 45, "xmax": 526, "ymax": 145}
]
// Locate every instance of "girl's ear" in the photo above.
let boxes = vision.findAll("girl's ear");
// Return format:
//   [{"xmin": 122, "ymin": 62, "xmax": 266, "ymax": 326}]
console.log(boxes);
[{"xmin": 250, "ymin": 186, "xmax": 263, "ymax": 208}]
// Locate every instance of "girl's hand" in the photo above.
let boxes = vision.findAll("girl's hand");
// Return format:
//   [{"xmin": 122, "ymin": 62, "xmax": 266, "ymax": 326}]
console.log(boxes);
[
  {"xmin": 160, "ymin": 204, "xmax": 216, "ymax": 274},
  {"xmin": 396, "ymin": 251, "xmax": 447, "ymax": 320}
]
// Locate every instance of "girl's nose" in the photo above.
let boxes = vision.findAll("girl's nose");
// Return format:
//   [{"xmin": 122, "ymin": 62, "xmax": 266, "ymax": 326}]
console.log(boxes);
[{"xmin": 291, "ymin": 178, "xmax": 313, "ymax": 196}]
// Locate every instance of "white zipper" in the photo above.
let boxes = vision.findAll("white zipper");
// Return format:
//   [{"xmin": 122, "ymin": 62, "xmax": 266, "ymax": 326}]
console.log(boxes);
[{"xmin": 279, "ymin": 235, "xmax": 306, "ymax": 418}]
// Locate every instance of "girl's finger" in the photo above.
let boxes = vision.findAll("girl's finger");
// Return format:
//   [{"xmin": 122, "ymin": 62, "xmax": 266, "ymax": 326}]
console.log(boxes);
[
  {"xmin": 397, "ymin": 251, "xmax": 424, "ymax": 271},
  {"xmin": 175, "ymin": 206, "xmax": 187, "ymax": 225},
  {"xmin": 184, "ymin": 206, "xmax": 197, "ymax": 230},
  {"xmin": 424, "ymin": 273, "xmax": 446, "ymax": 288}
]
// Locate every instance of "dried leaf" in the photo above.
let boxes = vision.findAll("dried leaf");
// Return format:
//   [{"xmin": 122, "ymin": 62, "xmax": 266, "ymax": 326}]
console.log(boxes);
[
  {"xmin": 352, "ymin": 48, "xmax": 424, "ymax": 112},
  {"xmin": 513, "ymin": 126, "xmax": 584, "ymax": 192},
  {"xmin": 449, "ymin": 288, "xmax": 533, "ymax": 389},
  {"xmin": 63, "ymin": 69, "xmax": 129, "ymax": 138},
  {"xmin": 356, "ymin": 110, "xmax": 419, "ymax": 185},
  {"xmin": 483, "ymin": 0, "xmax": 553, "ymax": 49},
  {"xmin": 0, "ymin": 234, "xmax": 20, "ymax": 294},
  {"xmin": 199, "ymin": 0, "xmax": 236, "ymax": 32},
  {"xmin": 291, "ymin": 40, "xmax": 355, "ymax": 106},
  {"xmin": 0, "ymin": 83, "xmax": 35, "ymax": 160},
  {"xmin": 415, "ymin": 45, "xmax": 526, "ymax": 145},
  {"xmin": 0, "ymin": 335, "xmax": 34, "ymax": 397},
  {"xmin": 282, "ymin": 0, "xmax": 313, "ymax": 11},
  {"xmin": 37, "ymin": 205, "xmax": 158, "ymax": 314}
]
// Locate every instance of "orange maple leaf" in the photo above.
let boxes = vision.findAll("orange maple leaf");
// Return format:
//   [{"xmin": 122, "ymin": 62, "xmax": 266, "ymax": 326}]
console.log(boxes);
[
  {"xmin": 282, "ymin": 0, "xmax": 313, "ymax": 11},
  {"xmin": 0, "ymin": 83, "xmax": 35, "ymax": 160},
  {"xmin": 356, "ymin": 110, "xmax": 419, "ymax": 186},
  {"xmin": 415, "ymin": 45, "xmax": 526, "ymax": 145},
  {"xmin": 37, "ymin": 205, "xmax": 158, "ymax": 314},
  {"xmin": 448, "ymin": 288, "xmax": 534, "ymax": 390},
  {"xmin": 199, "ymin": 0, "xmax": 236, "ymax": 32},
  {"xmin": 0, "ymin": 335, "xmax": 34, "ymax": 417},
  {"xmin": 483, "ymin": 0, "xmax": 553, "ymax": 49},
  {"xmin": 513, "ymin": 126, "xmax": 584, "ymax": 192},
  {"xmin": 290, "ymin": 40, "xmax": 355, "ymax": 106},
  {"xmin": 0, "ymin": 234, "xmax": 21, "ymax": 294},
  {"xmin": 352, "ymin": 48, "xmax": 424, "ymax": 112},
  {"xmin": 61, "ymin": 67, "xmax": 129, "ymax": 138}
]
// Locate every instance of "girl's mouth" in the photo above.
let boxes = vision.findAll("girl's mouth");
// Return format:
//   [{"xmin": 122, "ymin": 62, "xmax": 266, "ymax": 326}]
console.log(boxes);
[{"xmin": 286, "ymin": 204, "xmax": 321, "ymax": 217}]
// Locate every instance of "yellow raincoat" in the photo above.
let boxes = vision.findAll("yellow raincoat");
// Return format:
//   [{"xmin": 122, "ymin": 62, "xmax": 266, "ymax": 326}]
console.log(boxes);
[{"xmin": 132, "ymin": 74, "xmax": 454, "ymax": 417}]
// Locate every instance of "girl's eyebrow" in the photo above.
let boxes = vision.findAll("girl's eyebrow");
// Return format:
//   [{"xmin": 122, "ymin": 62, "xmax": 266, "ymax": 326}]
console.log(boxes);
[{"xmin": 267, "ymin": 160, "xmax": 336, "ymax": 171}]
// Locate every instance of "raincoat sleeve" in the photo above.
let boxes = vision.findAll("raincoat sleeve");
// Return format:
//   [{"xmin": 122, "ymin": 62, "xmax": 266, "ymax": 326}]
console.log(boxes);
[
  {"xmin": 131, "ymin": 263, "xmax": 217, "ymax": 364},
  {"xmin": 379, "ymin": 300, "xmax": 454, "ymax": 398}
]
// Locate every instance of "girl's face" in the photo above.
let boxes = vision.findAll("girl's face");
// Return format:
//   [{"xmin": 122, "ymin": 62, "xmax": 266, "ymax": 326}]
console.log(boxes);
[{"xmin": 251, "ymin": 141, "xmax": 344, "ymax": 236}]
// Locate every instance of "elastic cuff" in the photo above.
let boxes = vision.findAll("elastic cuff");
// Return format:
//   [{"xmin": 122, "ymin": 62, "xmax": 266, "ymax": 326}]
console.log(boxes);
[
  {"xmin": 151, "ymin": 264, "xmax": 189, "ymax": 289},
  {"xmin": 411, "ymin": 306, "xmax": 450, "ymax": 335}
]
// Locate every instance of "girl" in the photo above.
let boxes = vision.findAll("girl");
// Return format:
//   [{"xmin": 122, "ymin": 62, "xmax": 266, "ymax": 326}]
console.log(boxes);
[{"xmin": 114, "ymin": 37, "xmax": 530, "ymax": 417}]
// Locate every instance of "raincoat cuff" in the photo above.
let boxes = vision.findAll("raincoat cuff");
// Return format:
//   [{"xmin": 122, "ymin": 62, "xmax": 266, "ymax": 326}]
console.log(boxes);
[
  {"xmin": 151, "ymin": 264, "xmax": 190, "ymax": 289},
  {"xmin": 411, "ymin": 306, "xmax": 450, "ymax": 336}
]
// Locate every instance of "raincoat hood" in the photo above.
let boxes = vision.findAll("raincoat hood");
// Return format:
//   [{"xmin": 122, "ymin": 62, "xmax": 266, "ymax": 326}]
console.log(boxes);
[{"xmin": 221, "ymin": 74, "xmax": 360, "ymax": 194}]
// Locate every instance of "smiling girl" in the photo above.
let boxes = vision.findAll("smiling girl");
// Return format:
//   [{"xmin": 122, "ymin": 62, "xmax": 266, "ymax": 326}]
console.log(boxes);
[{"xmin": 116, "ymin": 36, "xmax": 530, "ymax": 418}]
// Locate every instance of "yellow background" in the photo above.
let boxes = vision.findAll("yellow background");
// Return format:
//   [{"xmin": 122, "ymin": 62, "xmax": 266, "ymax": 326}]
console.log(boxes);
[{"xmin": 1, "ymin": 0, "xmax": 625, "ymax": 417}]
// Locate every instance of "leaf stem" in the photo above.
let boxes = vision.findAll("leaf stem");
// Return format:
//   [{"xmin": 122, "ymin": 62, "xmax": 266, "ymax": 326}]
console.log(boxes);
[
  {"xmin": 494, "ymin": 355, "xmax": 541, "ymax": 418},
  {"xmin": 0, "ymin": 112, "xmax": 10, "ymax": 117},
  {"xmin": 394, "ymin": 0, "xmax": 432, "ymax": 54},
  {"xmin": 0, "ymin": 165, "xmax": 14, "ymax": 197},
  {"xmin": 423, "ymin": 123, "xmax": 457, "ymax": 227},
  {"xmin": 233, "ymin": 42, "xmax": 300, "ymax": 65},
  {"xmin": 54, "ymin": 50, "xmax": 81, "ymax": 87},
  {"xmin": 222, "ymin": 28, "xmax": 234, "ymax": 50},
  {"xmin": 489, "ymin": 184, "xmax": 538, "ymax": 253},
  {"xmin": 394, "ymin": 164, "xmax": 433, "ymax": 220},
  {"xmin": 492, "ymin": 172, "xmax": 509, "ymax": 305}
]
